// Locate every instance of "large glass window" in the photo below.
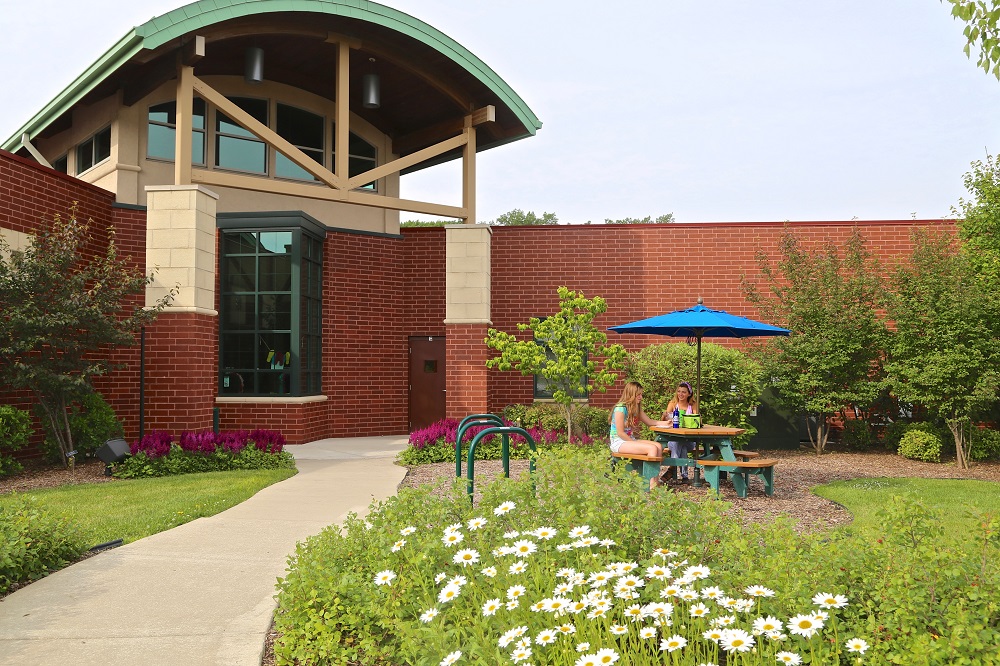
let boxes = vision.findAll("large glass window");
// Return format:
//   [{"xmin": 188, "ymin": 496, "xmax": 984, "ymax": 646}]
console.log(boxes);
[
  {"xmin": 219, "ymin": 227, "xmax": 323, "ymax": 396},
  {"xmin": 215, "ymin": 97, "xmax": 268, "ymax": 174},
  {"xmin": 147, "ymin": 98, "xmax": 206, "ymax": 163},
  {"xmin": 332, "ymin": 123, "xmax": 377, "ymax": 190},
  {"xmin": 275, "ymin": 103, "xmax": 324, "ymax": 181},
  {"xmin": 76, "ymin": 126, "xmax": 111, "ymax": 173}
]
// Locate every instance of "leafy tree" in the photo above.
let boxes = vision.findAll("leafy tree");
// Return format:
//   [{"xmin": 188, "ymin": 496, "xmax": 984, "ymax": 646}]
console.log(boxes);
[
  {"xmin": 953, "ymin": 154, "xmax": 1000, "ymax": 292},
  {"xmin": 741, "ymin": 228, "xmax": 889, "ymax": 454},
  {"xmin": 942, "ymin": 0, "xmax": 1000, "ymax": 78},
  {"xmin": 485, "ymin": 287, "xmax": 627, "ymax": 443},
  {"xmin": 0, "ymin": 208, "xmax": 175, "ymax": 466},
  {"xmin": 399, "ymin": 219, "xmax": 452, "ymax": 227},
  {"xmin": 597, "ymin": 214, "xmax": 675, "ymax": 225},
  {"xmin": 886, "ymin": 229, "xmax": 1000, "ymax": 469},
  {"xmin": 491, "ymin": 209, "xmax": 559, "ymax": 226}
]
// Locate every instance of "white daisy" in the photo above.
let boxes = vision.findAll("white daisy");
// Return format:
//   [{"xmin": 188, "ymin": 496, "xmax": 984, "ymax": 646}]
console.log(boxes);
[
  {"xmin": 813, "ymin": 592, "xmax": 848, "ymax": 609},
  {"xmin": 567, "ymin": 525, "xmax": 591, "ymax": 538},
  {"xmin": 400, "ymin": 526, "xmax": 416, "ymax": 536},
  {"xmin": 575, "ymin": 641, "xmax": 590, "ymax": 652},
  {"xmin": 482, "ymin": 598, "xmax": 501, "ymax": 616},
  {"xmin": 639, "ymin": 626, "xmax": 658, "ymax": 639},
  {"xmin": 845, "ymin": 637, "xmax": 870, "ymax": 654},
  {"xmin": 453, "ymin": 549, "xmax": 480, "ymax": 566},
  {"xmin": 689, "ymin": 602, "xmax": 710, "ymax": 618},
  {"xmin": 482, "ymin": 566, "xmax": 497, "ymax": 578},
  {"xmin": 659, "ymin": 634, "xmax": 687, "ymax": 652},
  {"xmin": 744, "ymin": 585, "xmax": 775, "ymax": 597},
  {"xmin": 532, "ymin": 526, "xmax": 558, "ymax": 540},
  {"xmin": 466, "ymin": 517, "xmax": 488, "ymax": 530},
  {"xmin": 683, "ymin": 565, "xmax": 710, "ymax": 580},
  {"xmin": 752, "ymin": 616, "xmax": 782, "ymax": 633},
  {"xmin": 594, "ymin": 647, "xmax": 620, "ymax": 664},
  {"xmin": 776, "ymin": 652, "xmax": 802, "ymax": 665},
  {"xmin": 787, "ymin": 614, "xmax": 823, "ymax": 638},
  {"xmin": 509, "ymin": 647, "xmax": 532, "ymax": 663},
  {"xmin": 494, "ymin": 501, "xmax": 516, "ymax": 515},
  {"xmin": 374, "ymin": 570, "xmax": 396, "ymax": 586},
  {"xmin": 512, "ymin": 540, "xmax": 538, "ymax": 557},
  {"xmin": 419, "ymin": 608, "xmax": 438, "ymax": 623},
  {"xmin": 503, "ymin": 530, "xmax": 521, "ymax": 539},
  {"xmin": 535, "ymin": 629, "xmax": 557, "ymax": 645},
  {"xmin": 439, "ymin": 650, "xmax": 461, "ymax": 666},
  {"xmin": 509, "ymin": 561, "xmax": 527, "ymax": 575},
  {"xmin": 437, "ymin": 583, "xmax": 462, "ymax": 604},
  {"xmin": 507, "ymin": 585, "xmax": 526, "ymax": 600},
  {"xmin": 391, "ymin": 539, "xmax": 406, "ymax": 552},
  {"xmin": 719, "ymin": 628, "xmax": 754, "ymax": 653},
  {"xmin": 441, "ymin": 532, "xmax": 464, "ymax": 547},
  {"xmin": 609, "ymin": 624, "xmax": 628, "ymax": 635}
]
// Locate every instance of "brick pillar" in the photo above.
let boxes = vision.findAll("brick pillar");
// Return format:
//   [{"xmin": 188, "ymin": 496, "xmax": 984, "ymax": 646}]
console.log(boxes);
[
  {"xmin": 143, "ymin": 185, "xmax": 219, "ymax": 434},
  {"xmin": 444, "ymin": 224, "xmax": 491, "ymax": 418}
]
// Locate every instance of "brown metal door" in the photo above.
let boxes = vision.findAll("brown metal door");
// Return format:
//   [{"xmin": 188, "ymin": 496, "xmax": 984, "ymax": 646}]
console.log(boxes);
[{"xmin": 409, "ymin": 336, "xmax": 446, "ymax": 431}]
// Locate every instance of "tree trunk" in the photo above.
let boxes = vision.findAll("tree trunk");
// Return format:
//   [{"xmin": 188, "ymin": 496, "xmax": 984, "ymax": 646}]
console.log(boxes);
[
  {"xmin": 36, "ymin": 394, "xmax": 73, "ymax": 468},
  {"xmin": 806, "ymin": 412, "xmax": 828, "ymax": 455},
  {"xmin": 564, "ymin": 404, "xmax": 574, "ymax": 446},
  {"xmin": 947, "ymin": 419, "xmax": 970, "ymax": 470}
]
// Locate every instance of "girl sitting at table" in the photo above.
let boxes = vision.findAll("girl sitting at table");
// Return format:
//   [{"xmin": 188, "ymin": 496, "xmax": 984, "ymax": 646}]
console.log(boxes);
[
  {"xmin": 608, "ymin": 381, "xmax": 672, "ymax": 490},
  {"xmin": 661, "ymin": 381, "xmax": 699, "ymax": 483}
]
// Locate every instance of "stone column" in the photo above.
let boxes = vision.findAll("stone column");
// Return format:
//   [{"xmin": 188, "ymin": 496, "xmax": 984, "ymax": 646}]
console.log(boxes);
[
  {"xmin": 444, "ymin": 224, "xmax": 492, "ymax": 418},
  {"xmin": 143, "ymin": 185, "xmax": 219, "ymax": 434}
]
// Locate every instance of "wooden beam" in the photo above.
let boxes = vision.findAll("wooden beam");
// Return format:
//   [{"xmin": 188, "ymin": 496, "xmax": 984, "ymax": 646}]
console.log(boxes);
[
  {"xmin": 174, "ymin": 66, "xmax": 194, "ymax": 185},
  {"xmin": 462, "ymin": 125, "xmax": 476, "ymax": 224},
  {"xmin": 182, "ymin": 35, "xmax": 205, "ymax": 66},
  {"xmin": 191, "ymin": 75, "xmax": 341, "ymax": 190},
  {"xmin": 191, "ymin": 167, "xmax": 466, "ymax": 218},
  {"xmin": 393, "ymin": 106, "xmax": 495, "ymax": 155},
  {"xmin": 324, "ymin": 32, "xmax": 362, "ymax": 49},
  {"xmin": 335, "ymin": 41, "xmax": 350, "ymax": 184},
  {"xmin": 347, "ymin": 133, "xmax": 467, "ymax": 190}
]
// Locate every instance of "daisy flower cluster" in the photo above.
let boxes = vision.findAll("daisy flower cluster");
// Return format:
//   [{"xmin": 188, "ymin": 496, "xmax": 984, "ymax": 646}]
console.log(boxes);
[{"xmin": 372, "ymin": 501, "xmax": 871, "ymax": 665}]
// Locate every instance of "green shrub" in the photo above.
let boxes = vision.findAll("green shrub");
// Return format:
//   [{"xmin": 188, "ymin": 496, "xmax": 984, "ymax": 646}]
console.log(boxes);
[
  {"xmin": 36, "ymin": 392, "xmax": 123, "ymax": 462},
  {"xmin": 574, "ymin": 405, "xmax": 611, "ymax": 439},
  {"xmin": 0, "ymin": 405, "xmax": 31, "ymax": 477},
  {"xmin": 840, "ymin": 418, "xmax": 877, "ymax": 451},
  {"xmin": 898, "ymin": 429, "xmax": 942, "ymax": 462},
  {"xmin": 969, "ymin": 427, "xmax": 1000, "ymax": 461},
  {"xmin": 114, "ymin": 443, "xmax": 295, "ymax": 479},
  {"xmin": 626, "ymin": 341, "xmax": 763, "ymax": 444},
  {"xmin": 0, "ymin": 495, "xmax": 87, "ymax": 595},
  {"xmin": 272, "ymin": 449, "xmax": 1000, "ymax": 665}
]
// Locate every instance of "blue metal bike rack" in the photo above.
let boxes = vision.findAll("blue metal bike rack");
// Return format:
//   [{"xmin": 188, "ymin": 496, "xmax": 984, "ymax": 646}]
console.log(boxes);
[
  {"xmin": 466, "ymin": 426, "xmax": 536, "ymax": 501},
  {"xmin": 455, "ymin": 414, "xmax": 504, "ymax": 478}
]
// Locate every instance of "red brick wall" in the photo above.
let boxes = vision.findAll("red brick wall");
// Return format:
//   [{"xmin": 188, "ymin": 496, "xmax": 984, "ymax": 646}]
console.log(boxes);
[
  {"xmin": 487, "ymin": 220, "xmax": 954, "ymax": 412},
  {"xmin": 446, "ymin": 323, "xmax": 490, "ymax": 418},
  {"xmin": 401, "ymin": 227, "xmax": 446, "ymax": 336}
]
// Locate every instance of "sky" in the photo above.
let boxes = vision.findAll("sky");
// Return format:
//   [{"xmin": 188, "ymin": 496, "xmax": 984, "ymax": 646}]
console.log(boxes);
[{"xmin": 2, "ymin": 0, "xmax": 999, "ymax": 224}]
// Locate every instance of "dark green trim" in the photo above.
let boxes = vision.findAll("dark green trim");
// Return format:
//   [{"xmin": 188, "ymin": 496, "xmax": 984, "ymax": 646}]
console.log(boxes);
[{"xmin": 112, "ymin": 202, "xmax": 147, "ymax": 211}]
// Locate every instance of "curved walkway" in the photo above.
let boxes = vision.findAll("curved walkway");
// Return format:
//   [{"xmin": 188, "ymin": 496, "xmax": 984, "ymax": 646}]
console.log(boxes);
[{"xmin": 0, "ymin": 436, "xmax": 408, "ymax": 666}]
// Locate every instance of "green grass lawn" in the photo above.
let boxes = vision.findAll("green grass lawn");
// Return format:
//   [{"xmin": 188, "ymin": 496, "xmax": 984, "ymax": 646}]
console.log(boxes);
[
  {"xmin": 813, "ymin": 477, "xmax": 1000, "ymax": 538},
  {"xmin": 0, "ymin": 468, "xmax": 296, "ymax": 547}
]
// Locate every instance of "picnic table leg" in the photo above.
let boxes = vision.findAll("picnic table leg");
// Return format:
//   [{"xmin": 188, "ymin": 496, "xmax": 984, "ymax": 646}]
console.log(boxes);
[
  {"xmin": 700, "ymin": 465, "xmax": 723, "ymax": 498},
  {"xmin": 762, "ymin": 466, "xmax": 775, "ymax": 496},
  {"xmin": 731, "ymin": 471, "xmax": 749, "ymax": 498}
]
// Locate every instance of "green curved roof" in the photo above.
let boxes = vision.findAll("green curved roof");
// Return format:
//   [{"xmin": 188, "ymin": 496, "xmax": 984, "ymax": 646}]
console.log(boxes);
[{"xmin": 3, "ymin": 0, "xmax": 541, "ymax": 152}]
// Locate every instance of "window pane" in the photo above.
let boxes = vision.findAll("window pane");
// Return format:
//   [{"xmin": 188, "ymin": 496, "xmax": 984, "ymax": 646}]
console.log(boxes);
[
  {"xmin": 192, "ymin": 98, "xmax": 206, "ymax": 130},
  {"xmin": 349, "ymin": 131, "xmax": 376, "ymax": 158},
  {"xmin": 216, "ymin": 135, "xmax": 266, "ymax": 173},
  {"xmin": 77, "ymin": 139, "xmax": 94, "ymax": 172},
  {"xmin": 349, "ymin": 156, "xmax": 376, "ymax": 178},
  {"xmin": 192, "ymin": 130, "xmax": 205, "ymax": 164},
  {"xmin": 222, "ymin": 294, "xmax": 255, "ymax": 330},
  {"xmin": 259, "ymin": 293, "xmax": 292, "ymax": 330},
  {"xmin": 95, "ymin": 127, "xmax": 111, "ymax": 162},
  {"xmin": 149, "ymin": 102, "xmax": 175, "ymax": 125},
  {"xmin": 52, "ymin": 155, "xmax": 67, "ymax": 173},
  {"xmin": 221, "ymin": 333, "xmax": 255, "ymax": 368},
  {"xmin": 275, "ymin": 148, "xmax": 323, "ymax": 181},
  {"xmin": 223, "ymin": 256, "xmax": 256, "ymax": 292},
  {"xmin": 147, "ymin": 123, "xmax": 175, "ymax": 160},
  {"xmin": 276, "ymin": 103, "xmax": 323, "ymax": 149},
  {"xmin": 257, "ymin": 334, "xmax": 291, "ymax": 368},
  {"xmin": 259, "ymin": 231, "xmax": 292, "ymax": 255},
  {"xmin": 224, "ymin": 232, "xmax": 257, "ymax": 255},
  {"xmin": 259, "ymin": 255, "xmax": 292, "ymax": 292},
  {"xmin": 217, "ymin": 98, "xmax": 267, "ymax": 138}
]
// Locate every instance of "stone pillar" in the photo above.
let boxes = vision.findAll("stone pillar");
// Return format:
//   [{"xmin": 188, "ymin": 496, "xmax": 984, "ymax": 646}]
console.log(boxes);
[
  {"xmin": 143, "ymin": 185, "xmax": 220, "ymax": 434},
  {"xmin": 444, "ymin": 224, "xmax": 491, "ymax": 418}
]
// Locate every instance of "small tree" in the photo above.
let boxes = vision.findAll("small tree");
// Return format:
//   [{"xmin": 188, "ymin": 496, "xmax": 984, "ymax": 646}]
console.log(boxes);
[
  {"xmin": 0, "ymin": 207, "xmax": 175, "ymax": 466},
  {"xmin": 953, "ymin": 154, "xmax": 1000, "ymax": 293},
  {"xmin": 886, "ymin": 229, "xmax": 1000, "ymax": 469},
  {"xmin": 741, "ymin": 228, "xmax": 889, "ymax": 454},
  {"xmin": 485, "ymin": 287, "xmax": 627, "ymax": 443},
  {"xmin": 490, "ymin": 209, "xmax": 559, "ymax": 226}
]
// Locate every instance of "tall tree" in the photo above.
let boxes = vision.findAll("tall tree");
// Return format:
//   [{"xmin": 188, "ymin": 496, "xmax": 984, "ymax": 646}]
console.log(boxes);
[
  {"xmin": 741, "ymin": 228, "xmax": 888, "ymax": 454},
  {"xmin": 491, "ymin": 209, "xmax": 559, "ymax": 226},
  {"xmin": 485, "ymin": 287, "xmax": 627, "ymax": 443},
  {"xmin": 953, "ymin": 154, "xmax": 1000, "ymax": 292},
  {"xmin": 0, "ymin": 208, "xmax": 175, "ymax": 465},
  {"xmin": 886, "ymin": 229, "xmax": 1000, "ymax": 469},
  {"xmin": 942, "ymin": 0, "xmax": 1000, "ymax": 78}
]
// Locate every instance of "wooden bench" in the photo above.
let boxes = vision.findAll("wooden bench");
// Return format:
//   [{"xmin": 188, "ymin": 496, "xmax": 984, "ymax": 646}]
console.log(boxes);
[
  {"xmin": 697, "ymin": 458, "xmax": 778, "ymax": 498},
  {"xmin": 610, "ymin": 452, "xmax": 664, "ymax": 491}
]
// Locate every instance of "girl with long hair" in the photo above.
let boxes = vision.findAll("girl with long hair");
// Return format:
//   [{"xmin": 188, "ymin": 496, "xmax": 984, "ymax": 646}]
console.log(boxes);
[{"xmin": 608, "ymin": 381, "xmax": 670, "ymax": 490}]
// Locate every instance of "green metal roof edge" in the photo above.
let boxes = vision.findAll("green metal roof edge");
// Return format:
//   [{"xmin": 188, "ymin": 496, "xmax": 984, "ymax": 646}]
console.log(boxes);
[
  {"xmin": 3, "ymin": 31, "xmax": 145, "ymax": 151},
  {"xmin": 4, "ymin": 0, "xmax": 541, "ymax": 152}
]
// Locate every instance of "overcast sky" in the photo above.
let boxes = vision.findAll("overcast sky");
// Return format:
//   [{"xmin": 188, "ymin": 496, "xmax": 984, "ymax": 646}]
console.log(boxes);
[{"xmin": 2, "ymin": 0, "xmax": 998, "ymax": 223}]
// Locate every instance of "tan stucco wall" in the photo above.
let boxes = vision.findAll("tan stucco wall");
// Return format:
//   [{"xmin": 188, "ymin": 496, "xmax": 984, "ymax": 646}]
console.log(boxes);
[{"xmin": 444, "ymin": 223, "xmax": 492, "ymax": 324}]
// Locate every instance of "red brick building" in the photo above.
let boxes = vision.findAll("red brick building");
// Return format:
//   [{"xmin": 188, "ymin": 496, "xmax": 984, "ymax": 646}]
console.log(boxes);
[{"xmin": 0, "ymin": 0, "xmax": 951, "ymax": 446}]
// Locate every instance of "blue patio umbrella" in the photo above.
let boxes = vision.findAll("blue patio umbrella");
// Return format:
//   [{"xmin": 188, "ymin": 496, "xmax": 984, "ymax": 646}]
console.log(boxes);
[{"xmin": 609, "ymin": 298, "xmax": 790, "ymax": 406}]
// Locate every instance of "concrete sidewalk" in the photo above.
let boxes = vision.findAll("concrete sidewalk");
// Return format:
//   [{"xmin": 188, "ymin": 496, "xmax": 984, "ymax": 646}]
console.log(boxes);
[{"xmin": 0, "ymin": 436, "xmax": 409, "ymax": 666}]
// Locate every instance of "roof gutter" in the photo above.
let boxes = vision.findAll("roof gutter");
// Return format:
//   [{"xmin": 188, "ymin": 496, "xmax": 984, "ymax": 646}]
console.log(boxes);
[{"xmin": 2, "ymin": 31, "xmax": 145, "ymax": 152}]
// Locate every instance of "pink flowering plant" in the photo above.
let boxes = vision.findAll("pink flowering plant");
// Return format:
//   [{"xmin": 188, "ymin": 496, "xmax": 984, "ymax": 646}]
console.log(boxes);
[
  {"xmin": 274, "ymin": 448, "xmax": 998, "ymax": 665},
  {"xmin": 115, "ymin": 429, "xmax": 293, "ymax": 478}
]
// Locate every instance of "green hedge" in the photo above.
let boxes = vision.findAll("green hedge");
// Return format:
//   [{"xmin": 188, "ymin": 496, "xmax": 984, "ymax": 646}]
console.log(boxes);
[{"xmin": 0, "ymin": 405, "xmax": 31, "ymax": 477}]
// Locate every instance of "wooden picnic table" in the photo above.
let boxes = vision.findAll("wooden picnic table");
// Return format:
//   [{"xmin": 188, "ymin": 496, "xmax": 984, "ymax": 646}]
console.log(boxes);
[{"xmin": 650, "ymin": 425, "xmax": 776, "ymax": 497}]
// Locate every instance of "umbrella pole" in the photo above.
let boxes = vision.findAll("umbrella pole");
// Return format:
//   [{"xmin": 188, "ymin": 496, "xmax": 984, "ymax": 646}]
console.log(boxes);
[{"xmin": 696, "ymin": 335, "xmax": 702, "ymax": 408}]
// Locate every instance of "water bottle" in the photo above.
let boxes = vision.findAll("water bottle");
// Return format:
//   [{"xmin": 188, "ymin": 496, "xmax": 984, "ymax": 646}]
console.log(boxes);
[{"xmin": 672, "ymin": 407, "xmax": 680, "ymax": 429}]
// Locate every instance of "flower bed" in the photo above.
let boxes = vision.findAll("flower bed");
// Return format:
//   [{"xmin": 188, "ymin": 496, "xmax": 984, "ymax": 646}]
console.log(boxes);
[
  {"xmin": 400, "ymin": 418, "xmax": 588, "ymax": 466},
  {"xmin": 114, "ymin": 429, "xmax": 294, "ymax": 478}
]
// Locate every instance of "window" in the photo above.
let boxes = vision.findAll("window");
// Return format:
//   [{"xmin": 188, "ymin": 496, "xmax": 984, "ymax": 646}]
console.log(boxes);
[
  {"xmin": 215, "ymin": 97, "xmax": 268, "ymax": 174},
  {"xmin": 332, "ymin": 123, "xmax": 377, "ymax": 190},
  {"xmin": 76, "ymin": 126, "xmax": 111, "ymax": 173},
  {"xmin": 275, "ymin": 103, "xmax": 324, "ymax": 181},
  {"xmin": 51, "ymin": 155, "xmax": 67, "ymax": 173},
  {"xmin": 219, "ymin": 224, "xmax": 323, "ymax": 396},
  {"xmin": 147, "ymin": 98, "xmax": 206, "ymax": 163}
]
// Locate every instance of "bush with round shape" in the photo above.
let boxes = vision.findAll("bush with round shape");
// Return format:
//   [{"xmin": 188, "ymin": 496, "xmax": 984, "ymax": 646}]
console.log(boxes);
[{"xmin": 898, "ymin": 430, "xmax": 942, "ymax": 463}]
